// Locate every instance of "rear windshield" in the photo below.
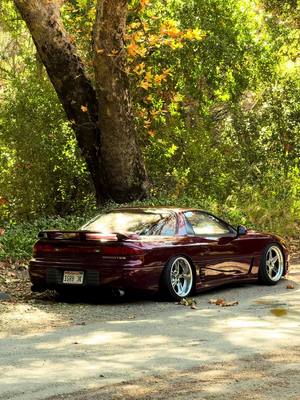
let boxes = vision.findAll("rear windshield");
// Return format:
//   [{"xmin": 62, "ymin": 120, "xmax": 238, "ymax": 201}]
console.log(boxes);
[{"xmin": 81, "ymin": 211, "xmax": 177, "ymax": 236}]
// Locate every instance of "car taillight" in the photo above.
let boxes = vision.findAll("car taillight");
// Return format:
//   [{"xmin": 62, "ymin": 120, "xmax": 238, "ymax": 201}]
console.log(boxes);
[
  {"xmin": 33, "ymin": 242, "xmax": 54, "ymax": 256},
  {"xmin": 33, "ymin": 242, "xmax": 143, "ymax": 257}
]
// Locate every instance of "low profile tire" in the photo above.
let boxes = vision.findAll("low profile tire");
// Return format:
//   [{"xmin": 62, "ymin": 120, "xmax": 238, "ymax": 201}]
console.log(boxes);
[
  {"xmin": 259, "ymin": 243, "xmax": 284, "ymax": 285},
  {"xmin": 161, "ymin": 256, "xmax": 194, "ymax": 301}
]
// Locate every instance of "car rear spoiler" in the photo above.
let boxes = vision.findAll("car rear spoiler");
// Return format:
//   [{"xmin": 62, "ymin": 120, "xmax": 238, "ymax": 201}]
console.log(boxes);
[{"xmin": 37, "ymin": 230, "xmax": 139, "ymax": 241}]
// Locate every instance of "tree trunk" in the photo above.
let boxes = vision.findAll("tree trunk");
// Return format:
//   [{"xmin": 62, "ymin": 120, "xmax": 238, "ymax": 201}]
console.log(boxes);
[
  {"xmin": 13, "ymin": 0, "xmax": 148, "ymax": 204},
  {"xmin": 94, "ymin": 0, "xmax": 148, "ymax": 203}
]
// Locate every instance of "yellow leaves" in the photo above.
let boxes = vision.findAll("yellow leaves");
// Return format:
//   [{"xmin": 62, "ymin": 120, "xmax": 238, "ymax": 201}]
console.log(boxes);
[
  {"xmin": 127, "ymin": 41, "xmax": 147, "ymax": 58},
  {"xmin": 154, "ymin": 73, "xmax": 166, "ymax": 85},
  {"xmin": 138, "ymin": 67, "xmax": 171, "ymax": 90},
  {"xmin": 133, "ymin": 62, "xmax": 146, "ymax": 76},
  {"xmin": 148, "ymin": 130, "xmax": 156, "ymax": 137},
  {"xmin": 148, "ymin": 34, "xmax": 160, "ymax": 46},
  {"xmin": 124, "ymin": 67, "xmax": 131, "ymax": 75},
  {"xmin": 127, "ymin": 42, "xmax": 139, "ymax": 57},
  {"xmin": 143, "ymin": 119, "xmax": 151, "ymax": 128},
  {"xmin": 137, "ymin": 47, "xmax": 147, "ymax": 57},
  {"xmin": 108, "ymin": 49, "xmax": 119, "ymax": 57},
  {"xmin": 145, "ymin": 70, "xmax": 152, "ymax": 81},
  {"xmin": 159, "ymin": 21, "xmax": 204, "ymax": 44},
  {"xmin": 146, "ymin": 94, "xmax": 153, "ymax": 103},
  {"xmin": 173, "ymin": 93, "xmax": 184, "ymax": 103},
  {"xmin": 140, "ymin": 80, "xmax": 151, "ymax": 90},
  {"xmin": 160, "ymin": 24, "xmax": 181, "ymax": 39},
  {"xmin": 139, "ymin": 70, "xmax": 152, "ymax": 90},
  {"xmin": 96, "ymin": 48, "xmax": 120, "ymax": 57},
  {"xmin": 128, "ymin": 22, "xmax": 142, "ymax": 30},
  {"xmin": 80, "ymin": 105, "xmax": 88, "ymax": 113},
  {"xmin": 184, "ymin": 28, "xmax": 205, "ymax": 41},
  {"xmin": 126, "ymin": 17, "xmax": 205, "ymax": 67},
  {"xmin": 160, "ymin": 20, "xmax": 179, "ymax": 36},
  {"xmin": 140, "ymin": 0, "xmax": 150, "ymax": 7},
  {"xmin": 150, "ymin": 109, "xmax": 159, "ymax": 118}
]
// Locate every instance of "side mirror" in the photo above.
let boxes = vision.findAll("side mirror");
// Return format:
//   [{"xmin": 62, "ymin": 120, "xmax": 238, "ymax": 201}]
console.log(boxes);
[{"xmin": 237, "ymin": 225, "xmax": 247, "ymax": 236}]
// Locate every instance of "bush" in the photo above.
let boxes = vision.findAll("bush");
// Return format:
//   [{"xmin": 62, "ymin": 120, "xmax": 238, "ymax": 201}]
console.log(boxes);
[{"xmin": 0, "ymin": 215, "xmax": 90, "ymax": 261}]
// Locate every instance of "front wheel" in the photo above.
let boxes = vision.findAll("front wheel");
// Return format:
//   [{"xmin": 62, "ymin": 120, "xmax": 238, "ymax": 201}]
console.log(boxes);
[
  {"xmin": 161, "ymin": 256, "xmax": 194, "ymax": 301},
  {"xmin": 259, "ymin": 244, "xmax": 284, "ymax": 285}
]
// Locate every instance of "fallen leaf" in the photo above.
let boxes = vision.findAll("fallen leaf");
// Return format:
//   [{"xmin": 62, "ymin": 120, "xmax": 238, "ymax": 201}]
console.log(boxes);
[
  {"xmin": 209, "ymin": 298, "xmax": 238, "ymax": 307},
  {"xmin": 178, "ymin": 298, "xmax": 188, "ymax": 306},
  {"xmin": 186, "ymin": 298, "xmax": 197, "ymax": 306},
  {"xmin": 221, "ymin": 301, "xmax": 239, "ymax": 307},
  {"xmin": 81, "ymin": 105, "xmax": 88, "ymax": 112},
  {"xmin": 286, "ymin": 283, "xmax": 294, "ymax": 289}
]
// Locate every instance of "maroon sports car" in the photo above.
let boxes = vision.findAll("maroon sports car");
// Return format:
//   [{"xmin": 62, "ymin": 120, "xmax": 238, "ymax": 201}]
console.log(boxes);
[{"xmin": 29, "ymin": 207, "xmax": 289, "ymax": 300}]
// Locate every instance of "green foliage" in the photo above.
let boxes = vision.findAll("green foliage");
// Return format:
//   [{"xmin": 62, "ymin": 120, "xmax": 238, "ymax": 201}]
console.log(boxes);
[
  {"xmin": 1, "ymin": 188, "xmax": 298, "ymax": 262},
  {"xmin": 0, "ymin": 0, "xmax": 299, "ymax": 259},
  {"xmin": 0, "ymin": 71, "xmax": 95, "ymax": 221},
  {"xmin": 0, "ymin": 7, "xmax": 95, "ymax": 222},
  {"xmin": 0, "ymin": 215, "xmax": 90, "ymax": 261}
]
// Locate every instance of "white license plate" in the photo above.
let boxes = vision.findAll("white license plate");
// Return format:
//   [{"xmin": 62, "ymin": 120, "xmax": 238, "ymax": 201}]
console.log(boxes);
[{"xmin": 63, "ymin": 271, "xmax": 84, "ymax": 285}]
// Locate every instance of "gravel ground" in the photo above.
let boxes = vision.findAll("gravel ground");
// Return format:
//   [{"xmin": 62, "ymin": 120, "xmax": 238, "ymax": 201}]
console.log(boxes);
[
  {"xmin": 46, "ymin": 348, "xmax": 300, "ymax": 400},
  {"xmin": 0, "ymin": 258, "xmax": 299, "ymax": 399}
]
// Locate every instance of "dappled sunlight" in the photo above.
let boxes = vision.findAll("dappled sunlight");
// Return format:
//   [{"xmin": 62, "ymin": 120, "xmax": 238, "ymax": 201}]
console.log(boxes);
[
  {"xmin": 0, "ymin": 267, "xmax": 299, "ymax": 399},
  {"xmin": 0, "ymin": 303, "xmax": 70, "ymax": 339},
  {"xmin": 35, "ymin": 331, "xmax": 129, "ymax": 349}
]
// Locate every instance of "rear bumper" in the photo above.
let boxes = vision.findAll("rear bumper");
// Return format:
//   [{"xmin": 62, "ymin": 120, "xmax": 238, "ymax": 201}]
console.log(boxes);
[{"xmin": 29, "ymin": 259, "xmax": 163, "ymax": 293}]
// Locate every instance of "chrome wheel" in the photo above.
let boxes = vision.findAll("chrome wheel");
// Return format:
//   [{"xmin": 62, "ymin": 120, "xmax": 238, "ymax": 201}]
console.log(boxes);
[
  {"xmin": 265, "ymin": 245, "xmax": 284, "ymax": 282},
  {"xmin": 170, "ymin": 257, "xmax": 193, "ymax": 297}
]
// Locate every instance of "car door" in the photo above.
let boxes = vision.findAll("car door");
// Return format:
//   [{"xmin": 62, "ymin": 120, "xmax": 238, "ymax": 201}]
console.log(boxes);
[{"xmin": 183, "ymin": 211, "xmax": 252, "ymax": 284}]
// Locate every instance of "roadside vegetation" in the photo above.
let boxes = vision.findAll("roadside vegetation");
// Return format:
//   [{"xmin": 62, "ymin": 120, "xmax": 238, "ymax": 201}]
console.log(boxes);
[{"xmin": 0, "ymin": 0, "xmax": 299, "ymax": 261}]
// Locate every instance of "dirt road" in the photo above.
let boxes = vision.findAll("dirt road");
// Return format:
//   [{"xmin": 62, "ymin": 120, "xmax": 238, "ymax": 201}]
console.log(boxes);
[{"xmin": 0, "ymin": 262, "xmax": 299, "ymax": 400}]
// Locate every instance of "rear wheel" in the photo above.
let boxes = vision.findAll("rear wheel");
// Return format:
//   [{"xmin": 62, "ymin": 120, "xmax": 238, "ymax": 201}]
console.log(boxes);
[
  {"xmin": 259, "ymin": 244, "xmax": 284, "ymax": 285},
  {"xmin": 162, "ymin": 256, "xmax": 194, "ymax": 301}
]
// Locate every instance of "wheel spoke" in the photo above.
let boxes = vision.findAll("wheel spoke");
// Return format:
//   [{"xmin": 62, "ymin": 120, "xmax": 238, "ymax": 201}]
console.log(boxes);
[
  {"xmin": 271, "ymin": 255, "xmax": 278, "ymax": 264},
  {"xmin": 177, "ymin": 281, "xmax": 183, "ymax": 294},
  {"xmin": 267, "ymin": 250, "xmax": 273, "ymax": 262}
]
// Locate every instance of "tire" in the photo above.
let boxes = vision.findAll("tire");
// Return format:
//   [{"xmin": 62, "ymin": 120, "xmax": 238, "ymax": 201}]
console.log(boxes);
[
  {"xmin": 161, "ymin": 256, "xmax": 194, "ymax": 301},
  {"xmin": 258, "ymin": 243, "xmax": 284, "ymax": 285}
]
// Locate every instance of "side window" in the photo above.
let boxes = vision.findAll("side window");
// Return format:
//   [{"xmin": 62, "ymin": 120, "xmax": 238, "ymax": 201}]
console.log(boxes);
[
  {"xmin": 159, "ymin": 216, "xmax": 177, "ymax": 236},
  {"xmin": 139, "ymin": 215, "xmax": 176, "ymax": 236},
  {"xmin": 184, "ymin": 211, "xmax": 230, "ymax": 236}
]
